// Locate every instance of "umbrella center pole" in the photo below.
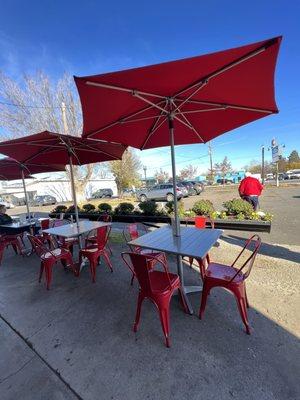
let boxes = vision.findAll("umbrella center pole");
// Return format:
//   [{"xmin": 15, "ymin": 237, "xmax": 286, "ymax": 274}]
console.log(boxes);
[
  {"xmin": 21, "ymin": 168, "xmax": 31, "ymax": 220},
  {"xmin": 68, "ymin": 153, "xmax": 80, "ymax": 230},
  {"xmin": 168, "ymin": 115, "xmax": 180, "ymax": 237}
]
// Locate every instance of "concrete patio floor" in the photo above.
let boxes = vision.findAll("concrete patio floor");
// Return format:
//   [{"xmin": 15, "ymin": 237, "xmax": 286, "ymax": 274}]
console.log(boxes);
[{"xmin": 0, "ymin": 227, "xmax": 299, "ymax": 400}]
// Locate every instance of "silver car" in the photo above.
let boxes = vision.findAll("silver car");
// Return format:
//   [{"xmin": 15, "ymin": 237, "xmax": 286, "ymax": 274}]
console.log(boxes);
[{"xmin": 138, "ymin": 183, "xmax": 183, "ymax": 202}]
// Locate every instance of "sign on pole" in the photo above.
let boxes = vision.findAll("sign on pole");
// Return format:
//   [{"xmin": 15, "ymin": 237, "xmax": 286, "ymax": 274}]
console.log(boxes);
[{"xmin": 272, "ymin": 145, "xmax": 279, "ymax": 162}]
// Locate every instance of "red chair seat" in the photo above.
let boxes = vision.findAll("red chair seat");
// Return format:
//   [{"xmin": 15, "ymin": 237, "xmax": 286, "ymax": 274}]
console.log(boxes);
[
  {"xmin": 205, "ymin": 262, "xmax": 244, "ymax": 283},
  {"xmin": 149, "ymin": 271, "xmax": 180, "ymax": 293},
  {"xmin": 41, "ymin": 247, "xmax": 71, "ymax": 260}
]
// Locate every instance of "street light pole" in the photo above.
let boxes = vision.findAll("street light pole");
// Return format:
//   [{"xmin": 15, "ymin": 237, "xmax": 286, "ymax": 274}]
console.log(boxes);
[
  {"xmin": 143, "ymin": 165, "xmax": 147, "ymax": 188},
  {"xmin": 261, "ymin": 145, "xmax": 265, "ymax": 184}
]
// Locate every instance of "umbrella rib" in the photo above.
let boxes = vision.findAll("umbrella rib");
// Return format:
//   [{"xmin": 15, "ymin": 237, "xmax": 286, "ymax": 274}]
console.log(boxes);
[
  {"xmin": 86, "ymin": 101, "xmax": 165, "ymax": 139},
  {"xmin": 174, "ymin": 109, "xmax": 205, "ymax": 142},
  {"xmin": 173, "ymin": 37, "xmax": 278, "ymax": 99},
  {"xmin": 172, "ymin": 80, "xmax": 208, "ymax": 113},
  {"xmin": 85, "ymin": 81, "xmax": 165, "ymax": 100},
  {"xmin": 140, "ymin": 100, "xmax": 169, "ymax": 149},
  {"xmin": 178, "ymin": 98, "xmax": 274, "ymax": 114},
  {"xmin": 179, "ymin": 107, "xmax": 226, "ymax": 115}
]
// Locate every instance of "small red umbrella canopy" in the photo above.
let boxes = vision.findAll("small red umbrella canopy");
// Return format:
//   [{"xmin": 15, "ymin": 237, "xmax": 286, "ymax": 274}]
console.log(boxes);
[
  {"xmin": 75, "ymin": 36, "xmax": 281, "ymax": 229},
  {"xmin": 0, "ymin": 157, "xmax": 66, "ymax": 217},
  {"xmin": 0, "ymin": 131, "xmax": 127, "ymax": 223}
]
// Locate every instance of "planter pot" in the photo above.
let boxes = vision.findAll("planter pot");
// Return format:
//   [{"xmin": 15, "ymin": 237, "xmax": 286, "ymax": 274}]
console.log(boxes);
[{"xmin": 48, "ymin": 212, "xmax": 271, "ymax": 233}]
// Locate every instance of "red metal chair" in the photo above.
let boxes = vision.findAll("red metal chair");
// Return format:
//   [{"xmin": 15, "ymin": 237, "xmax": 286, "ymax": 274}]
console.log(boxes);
[
  {"xmin": 186, "ymin": 216, "xmax": 215, "ymax": 269},
  {"xmin": 39, "ymin": 218, "xmax": 53, "ymax": 247},
  {"xmin": 51, "ymin": 219, "xmax": 78, "ymax": 253},
  {"xmin": 85, "ymin": 214, "xmax": 113, "ymax": 255},
  {"xmin": 122, "ymin": 252, "xmax": 188, "ymax": 347},
  {"xmin": 79, "ymin": 225, "xmax": 113, "ymax": 282},
  {"xmin": 123, "ymin": 223, "xmax": 165, "ymax": 285},
  {"xmin": 199, "ymin": 234, "xmax": 261, "ymax": 334},
  {"xmin": 28, "ymin": 234, "xmax": 76, "ymax": 290},
  {"xmin": 0, "ymin": 233, "xmax": 26, "ymax": 257}
]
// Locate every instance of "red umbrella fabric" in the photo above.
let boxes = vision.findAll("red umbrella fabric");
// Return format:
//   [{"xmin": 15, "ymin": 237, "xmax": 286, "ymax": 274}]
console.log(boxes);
[
  {"xmin": 0, "ymin": 131, "xmax": 126, "ymax": 166},
  {"xmin": 0, "ymin": 131, "xmax": 126, "ymax": 224},
  {"xmin": 0, "ymin": 157, "xmax": 65, "ymax": 180},
  {"xmin": 75, "ymin": 36, "xmax": 281, "ymax": 149}
]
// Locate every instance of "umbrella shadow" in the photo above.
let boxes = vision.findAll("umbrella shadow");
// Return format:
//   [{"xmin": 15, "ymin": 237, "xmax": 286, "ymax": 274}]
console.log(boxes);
[{"xmin": 221, "ymin": 234, "xmax": 300, "ymax": 263}]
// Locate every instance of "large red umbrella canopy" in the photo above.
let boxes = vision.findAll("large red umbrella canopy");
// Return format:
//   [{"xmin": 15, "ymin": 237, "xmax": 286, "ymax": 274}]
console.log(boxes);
[
  {"xmin": 75, "ymin": 36, "xmax": 281, "ymax": 149},
  {"xmin": 0, "ymin": 131, "xmax": 126, "ymax": 165},
  {"xmin": 0, "ymin": 157, "xmax": 65, "ymax": 180}
]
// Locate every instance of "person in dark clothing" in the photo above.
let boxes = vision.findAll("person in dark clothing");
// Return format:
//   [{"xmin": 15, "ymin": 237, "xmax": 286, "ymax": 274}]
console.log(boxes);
[{"xmin": 0, "ymin": 205, "xmax": 13, "ymax": 225}]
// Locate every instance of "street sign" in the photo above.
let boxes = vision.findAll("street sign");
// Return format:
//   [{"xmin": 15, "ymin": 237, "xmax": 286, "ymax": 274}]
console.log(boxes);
[{"xmin": 272, "ymin": 145, "xmax": 279, "ymax": 162}]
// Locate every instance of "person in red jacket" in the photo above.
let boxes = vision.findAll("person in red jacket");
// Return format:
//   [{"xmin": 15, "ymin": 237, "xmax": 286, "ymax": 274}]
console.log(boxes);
[{"xmin": 238, "ymin": 172, "xmax": 263, "ymax": 211}]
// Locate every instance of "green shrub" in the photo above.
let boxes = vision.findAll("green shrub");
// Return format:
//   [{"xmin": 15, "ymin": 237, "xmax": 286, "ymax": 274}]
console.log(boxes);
[
  {"xmin": 82, "ymin": 203, "xmax": 96, "ymax": 212},
  {"xmin": 52, "ymin": 205, "xmax": 67, "ymax": 213},
  {"xmin": 66, "ymin": 204, "xmax": 81, "ymax": 213},
  {"xmin": 165, "ymin": 200, "xmax": 185, "ymax": 217},
  {"xmin": 223, "ymin": 198, "xmax": 253, "ymax": 217},
  {"xmin": 192, "ymin": 200, "xmax": 214, "ymax": 216},
  {"xmin": 138, "ymin": 200, "xmax": 159, "ymax": 216},
  {"xmin": 98, "ymin": 203, "xmax": 112, "ymax": 213},
  {"xmin": 114, "ymin": 202, "xmax": 135, "ymax": 215}
]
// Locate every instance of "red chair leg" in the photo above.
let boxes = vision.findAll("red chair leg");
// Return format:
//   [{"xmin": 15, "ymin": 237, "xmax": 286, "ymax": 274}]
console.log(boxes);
[
  {"xmin": 39, "ymin": 261, "xmax": 44, "ymax": 283},
  {"xmin": 102, "ymin": 250, "xmax": 113, "ymax": 272},
  {"xmin": 235, "ymin": 295, "xmax": 251, "ymax": 334},
  {"xmin": 130, "ymin": 273, "xmax": 135, "ymax": 286},
  {"xmin": 45, "ymin": 262, "xmax": 53, "ymax": 290},
  {"xmin": 107, "ymin": 242, "xmax": 113, "ymax": 255},
  {"xmin": 157, "ymin": 304, "xmax": 171, "ymax": 348},
  {"xmin": 199, "ymin": 281, "xmax": 212, "ymax": 319},
  {"xmin": 133, "ymin": 291, "xmax": 144, "ymax": 332},
  {"xmin": 89, "ymin": 259, "xmax": 96, "ymax": 283}
]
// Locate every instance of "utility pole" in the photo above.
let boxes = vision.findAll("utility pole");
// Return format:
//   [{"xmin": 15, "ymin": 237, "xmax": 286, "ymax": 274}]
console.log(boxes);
[
  {"xmin": 208, "ymin": 141, "xmax": 213, "ymax": 181},
  {"xmin": 261, "ymin": 145, "xmax": 265, "ymax": 184},
  {"xmin": 143, "ymin": 165, "xmax": 147, "ymax": 188},
  {"xmin": 61, "ymin": 102, "xmax": 68, "ymax": 134}
]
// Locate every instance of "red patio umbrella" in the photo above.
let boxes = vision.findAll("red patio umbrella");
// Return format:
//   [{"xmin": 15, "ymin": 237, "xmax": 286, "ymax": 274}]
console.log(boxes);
[
  {"xmin": 0, "ymin": 157, "xmax": 66, "ymax": 217},
  {"xmin": 0, "ymin": 131, "xmax": 126, "ymax": 224},
  {"xmin": 75, "ymin": 36, "xmax": 281, "ymax": 232}
]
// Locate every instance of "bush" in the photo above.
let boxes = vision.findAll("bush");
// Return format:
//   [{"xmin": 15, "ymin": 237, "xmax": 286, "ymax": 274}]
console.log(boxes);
[
  {"xmin": 138, "ymin": 200, "xmax": 159, "ymax": 216},
  {"xmin": 66, "ymin": 204, "xmax": 81, "ymax": 213},
  {"xmin": 52, "ymin": 205, "xmax": 67, "ymax": 213},
  {"xmin": 192, "ymin": 200, "xmax": 214, "ymax": 216},
  {"xmin": 82, "ymin": 203, "xmax": 96, "ymax": 212},
  {"xmin": 114, "ymin": 202, "xmax": 135, "ymax": 215},
  {"xmin": 98, "ymin": 203, "xmax": 112, "ymax": 213},
  {"xmin": 223, "ymin": 198, "xmax": 253, "ymax": 217},
  {"xmin": 165, "ymin": 200, "xmax": 185, "ymax": 217}
]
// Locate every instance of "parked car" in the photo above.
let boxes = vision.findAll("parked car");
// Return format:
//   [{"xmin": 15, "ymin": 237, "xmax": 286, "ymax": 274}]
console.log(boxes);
[
  {"xmin": 286, "ymin": 169, "xmax": 300, "ymax": 179},
  {"xmin": 137, "ymin": 183, "xmax": 183, "ymax": 202},
  {"xmin": 216, "ymin": 178, "xmax": 233, "ymax": 184},
  {"xmin": 177, "ymin": 181, "xmax": 196, "ymax": 196},
  {"xmin": 176, "ymin": 182, "xmax": 189, "ymax": 197},
  {"xmin": 189, "ymin": 181, "xmax": 204, "ymax": 194},
  {"xmin": 31, "ymin": 195, "xmax": 57, "ymax": 206},
  {"xmin": 91, "ymin": 188, "xmax": 113, "ymax": 198},
  {"xmin": 0, "ymin": 197, "xmax": 15, "ymax": 209}
]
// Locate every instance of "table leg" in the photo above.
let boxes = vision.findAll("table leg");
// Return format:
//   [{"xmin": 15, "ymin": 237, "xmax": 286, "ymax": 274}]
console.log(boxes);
[{"xmin": 176, "ymin": 255, "xmax": 194, "ymax": 315}]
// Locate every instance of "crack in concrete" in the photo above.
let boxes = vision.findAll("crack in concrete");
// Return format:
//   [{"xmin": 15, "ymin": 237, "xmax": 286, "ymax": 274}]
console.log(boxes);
[{"xmin": 0, "ymin": 355, "xmax": 35, "ymax": 385}]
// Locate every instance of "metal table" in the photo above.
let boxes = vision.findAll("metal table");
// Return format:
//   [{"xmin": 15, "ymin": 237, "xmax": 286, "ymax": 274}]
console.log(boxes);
[
  {"xmin": 129, "ymin": 225, "xmax": 222, "ymax": 314},
  {"xmin": 43, "ymin": 220, "xmax": 111, "ymax": 270},
  {"xmin": 43, "ymin": 220, "xmax": 111, "ymax": 240},
  {"xmin": 0, "ymin": 221, "xmax": 37, "ymax": 255}
]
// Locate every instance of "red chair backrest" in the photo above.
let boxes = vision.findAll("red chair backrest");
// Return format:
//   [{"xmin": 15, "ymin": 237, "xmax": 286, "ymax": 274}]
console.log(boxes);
[
  {"xmin": 95, "ymin": 225, "xmax": 111, "ymax": 250},
  {"xmin": 123, "ymin": 252, "xmax": 154, "ymax": 293},
  {"xmin": 40, "ymin": 219, "xmax": 50, "ymax": 230},
  {"xmin": 28, "ymin": 235, "xmax": 49, "ymax": 257},
  {"xmin": 98, "ymin": 213, "xmax": 112, "ymax": 223},
  {"xmin": 127, "ymin": 223, "xmax": 139, "ymax": 240},
  {"xmin": 230, "ymin": 234, "xmax": 262, "ymax": 281}
]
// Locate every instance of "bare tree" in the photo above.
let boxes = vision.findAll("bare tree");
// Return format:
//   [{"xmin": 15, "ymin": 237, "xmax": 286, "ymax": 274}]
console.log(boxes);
[
  {"xmin": 109, "ymin": 149, "xmax": 141, "ymax": 197},
  {"xmin": 178, "ymin": 164, "xmax": 198, "ymax": 180},
  {"xmin": 214, "ymin": 156, "xmax": 232, "ymax": 177},
  {"xmin": 154, "ymin": 168, "xmax": 169, "ymax": 183},
  {"xmin": 0, "ymin": 71, "xmax": 94, "ymax": 201}
]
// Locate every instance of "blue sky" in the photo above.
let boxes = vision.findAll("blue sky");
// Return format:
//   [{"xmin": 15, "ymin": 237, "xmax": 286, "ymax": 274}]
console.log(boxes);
[{"xmin": 0, "ymin": 0, "xmax": 299, "ymax": 176}]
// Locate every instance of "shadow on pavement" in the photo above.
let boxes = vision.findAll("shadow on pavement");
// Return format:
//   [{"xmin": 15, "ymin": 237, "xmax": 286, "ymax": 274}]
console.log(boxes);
[
  {"xmin": 0, "ymin": 241, "xmax": 299, "ymax": 400},
  {"xmin": 221, "ymin": 234, "xmax": 300, "ymax": 263}
]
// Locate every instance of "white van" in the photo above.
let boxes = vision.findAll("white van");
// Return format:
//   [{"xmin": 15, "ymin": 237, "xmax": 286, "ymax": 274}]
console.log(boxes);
[{"xmin": 286, "ymin": 169, "xmax": 300, "ymax": 179}]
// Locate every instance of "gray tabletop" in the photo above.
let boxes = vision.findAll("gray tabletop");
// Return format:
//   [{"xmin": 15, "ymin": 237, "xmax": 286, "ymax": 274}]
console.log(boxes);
[
  {"xmin": 43, "ymin": 220, "xmax": 110, "ymax": 238},
  {"xmin": 129, "ymin": 225, "xmax": 222, "ymax": 259},
  {"xmin": 0, "ymin": 222, "xmax": 35, "ymax": 229}
]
